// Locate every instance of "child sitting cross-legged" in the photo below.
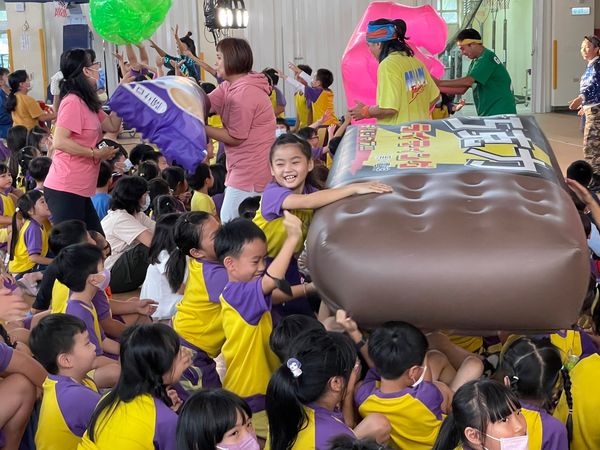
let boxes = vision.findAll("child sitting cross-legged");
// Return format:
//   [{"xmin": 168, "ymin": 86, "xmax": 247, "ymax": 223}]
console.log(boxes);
[{"xmin": 29, "ymin": 314, "xmax": 104, "ymax": 450}]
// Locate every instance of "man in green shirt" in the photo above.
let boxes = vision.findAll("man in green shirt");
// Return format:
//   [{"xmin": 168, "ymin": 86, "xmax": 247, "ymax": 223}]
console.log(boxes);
[{"xmin": 436, "ymin": 28, "xmax": 516, "ymax": 116}]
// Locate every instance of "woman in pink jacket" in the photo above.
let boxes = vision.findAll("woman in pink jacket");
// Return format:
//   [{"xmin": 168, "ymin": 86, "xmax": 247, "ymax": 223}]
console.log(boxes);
[{"xmin": 206, "ymin": 38, "xmax": 276, "ymax": 222}]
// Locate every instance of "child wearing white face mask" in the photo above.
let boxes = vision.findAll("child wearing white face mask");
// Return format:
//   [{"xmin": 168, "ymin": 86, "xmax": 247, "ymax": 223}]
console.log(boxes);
[
  {"xmin": 355, "ymin": 321, "xmax": 483, "ymax": 450},
  {"xmin": 177, "ymin": 389, "xmax": 260, "ymax": 450},
  {"xmin": 54, "ymin": 243, "xmax": 121, "ymax": 378},
  {"xmin": 433, "ymin": 379, "xmax": 528, "ymax": 450}
]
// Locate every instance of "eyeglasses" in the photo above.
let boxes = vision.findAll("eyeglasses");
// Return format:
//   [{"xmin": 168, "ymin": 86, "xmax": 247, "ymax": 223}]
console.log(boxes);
[{"xmin": 87, "ymin": 61, "xmax": 102, "ymax": 69}]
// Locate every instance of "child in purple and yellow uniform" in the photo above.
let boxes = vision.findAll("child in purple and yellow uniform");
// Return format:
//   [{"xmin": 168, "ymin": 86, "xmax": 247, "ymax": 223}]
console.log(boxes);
[
  {"xmin": 355, "ymin": 322, "xmax": 483, "ymax": 450},
  {"xmin": 78, "ymin": 323, "xmax": 191, "ymax": 450},
  {"xmin": 30, "ymin": 314, "xmax": 101, "ymax": 450},
  {"xmin": 167, "ymin": 212, "xmax": 227, "ymax": 392},
  {"xmin": 286, "ymin": 63, "xmax": 339, "ymax": 125},
  {"xmin": 214, "ymin": 214, "xmax": 305, "ymax": 439},
  {"xmin": 496, "ymin": 337, "xmax": 568, "ymax": 450},
  {"xmin": 267, "ymin": 329, "xmax": 391, "ymax": 450},
  {"xmin": 253, "ymin": 134, "xmax": 391, "ymax": 317}
]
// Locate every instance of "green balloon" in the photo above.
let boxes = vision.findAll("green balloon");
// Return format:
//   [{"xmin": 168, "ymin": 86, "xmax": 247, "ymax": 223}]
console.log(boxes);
[{"xmin": 90, "ymin": 0, "xmax": 172, "ymax": 45}]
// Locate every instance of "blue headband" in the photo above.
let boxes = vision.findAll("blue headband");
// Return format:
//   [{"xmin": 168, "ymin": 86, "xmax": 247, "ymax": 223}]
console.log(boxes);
[{"xmin": 366, "ymin": 23, "xmax": 398, "ymax": 43}]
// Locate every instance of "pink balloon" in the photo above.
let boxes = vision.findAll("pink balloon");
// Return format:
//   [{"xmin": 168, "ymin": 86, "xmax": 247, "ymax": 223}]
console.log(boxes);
[{"xmin": 342, "ymin": 2, "xmax": 447, "ymax": 111}]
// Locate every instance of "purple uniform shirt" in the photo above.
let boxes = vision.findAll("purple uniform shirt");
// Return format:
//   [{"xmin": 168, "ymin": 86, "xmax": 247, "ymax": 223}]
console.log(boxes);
[
  {"xmin": 521, "ymin": 402, "xmax": 569, "ymax": 450},
  {"xmin": 48, "ymin": 374, "xmax": 100, "ymax": 437},
  {"xmin": 0, "ymin": 342, "xmax": 13, "ymax": 371},
  {"xmin": 154, "ymin": 397, "xmax": 178, "ymax": 450},
  {"xmin": 24, "ymin": 219, "xmax": 44, "ymax": 255},
  {"xmin": 306, "ymin": 402, "xmax": 355, "ymax": 450},
  {"xmin": 65, "ymin": 300, "xmax": 104, "ymax": 356}
]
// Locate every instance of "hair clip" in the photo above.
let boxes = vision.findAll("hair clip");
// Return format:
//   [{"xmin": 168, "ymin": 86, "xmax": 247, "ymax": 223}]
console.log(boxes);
[
  {"xmin": 287, "ymin": 358, "xmax": 302, "ymax": 378},
  {"xmin": 15, "ymin": 207, "xmax": 19, "ymax": 212}
]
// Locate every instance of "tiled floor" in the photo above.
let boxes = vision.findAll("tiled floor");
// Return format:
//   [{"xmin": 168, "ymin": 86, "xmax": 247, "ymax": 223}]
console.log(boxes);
[{"xmin": 532, "ymin": 112, "xmax": 583, "ymax": 174}]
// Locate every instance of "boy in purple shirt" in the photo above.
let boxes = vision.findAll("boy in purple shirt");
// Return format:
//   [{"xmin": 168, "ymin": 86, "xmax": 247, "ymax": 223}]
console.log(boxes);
[{"xmin": 30, "ymin": 314, "xmax": 104, "ymax": 449}]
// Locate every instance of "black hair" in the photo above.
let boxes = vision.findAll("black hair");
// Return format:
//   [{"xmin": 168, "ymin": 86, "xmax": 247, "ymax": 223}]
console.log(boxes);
[
  {"xmin": 87, "ymin": 323, "xmax": 180, "ymax": 442},
  {"xmin": 200, "ymin": 82, "xmax": 217, "ymax": 95},
  {"xmin": 0, "ymin": 67, "xmax": 9, "ymax": 77},
  {"xmin": 7, "ymin": 125, "xmax": 28, "ymax": 181},
  {"xmin": 48, "ymin": 219, "xmax": 88, "ymax": 255},
  {"xmin": 141, "ymin": 150, "xmax": 161, "ymax": 164},
  {"xmin": 432, "ymin": 379, "xmax": 522, "ymax": 450},
  {"xmin": 276, "ymin": 117, "xmax": 291, "ymax": 131},
  {"xmin": 567, "ymin": 160, "xmax": 594, "ymax": 187},
  {"xmin": 148, "ymin": 177, "xmax": 171, "ymax": 205},
  {"xmin": 0, "ymin": 163, "xmax": 7, "ymax": 176},
  {"xmin": 329, "ymin": 436, "xmax": 392, "ymax": 450},
  {"xmin": 153, "ymin": 195, "xmax": 179, "ymax": 220},
  {"xmin": 267, "ymin": 330, "xmax": 356, "ymax": 450},
  {"xmin": 161, "ymin": 166, "xmax": 186, "ymax": 193},
  {"xmin": 129, "ymin": 144, "xmax": 155, "ymax": 166},
  {"xmin": 97, "ymin": 161, "xmax": 112, "ymax": 188},
  {"xmin": 328, "ymin": 136, "xmax": 343, "ymax": 156},
  {"xmin": 180, "ymin": 31, "xmax": 197, "ymax": 56},
  {"xmin": 9, "ymin": 189, "xmax": 45, "ymax": 262},
  {"xmin": 187, "ymin": 163, "xmax": 211, "ymax": 190},
  {"xmin": 368, "ymin": 321, "xmax": 428, "ymax": 379},
  {"xmin": 297, "ymin": 64, "xmax": 312, "ymax": 76},
  {"xmin": 263, "ymin": 68, "xmax": 279, "ymax": 86},
  {"xmin": 497, "ymin": 337, "xmax": 562, "ymax": 409},
  {"xmin": 269, "ymin": 314, "xmax": 325, "ymax": 362},
  {"xmin": 109, "ymin": 175, "xmax": 148, "ymax": 215},
  {"xmin": 214, "ymin": 218, "xmax": 266, "ymax": 263},
  {"xmin": 237, "ymin": 195, "xmax": 261, "ymax": 220},
  {"xmin": 315, "ymin": 68, "xmax": 334, "ymax": 90},
  {"xmin": 59, "ymin": 48, "xmax": 102, "ymax": 112},
  {"xmin": 177, "ymin": 389, "xmax": 253, "ymax": 450},
  {"xmin": 28, "ymin": 156, "xmax": 51, "ymax": 184},
  {"xmin": 148, "ymin": 213, "xmax": 179, "ymax": 265},
  {"xmin": 137, "ymin": 161, "xmax": 160, "ymax": 181},
  {"xmin": 310, "ymin": 165, "xmax": 329, "ymax": 190},
  {"xmin": 5, "ymin": 70, "xmax": 28, "ymax": 113},
  {"xmin": 208, "ymin": 164, "xmax": 226, "ymax": 196},
  {"xmin": 271, "ymin": 133, "xmax": 312, "ymax": 162},
  {"xmin": 55, "ymin": 243, "xmax": 103, "ymax": 293},
  {"xmin": 29, "ymin": 313, "xmax": 87, "ymax": 374},
  {"xmin": 166, "ymin": 211, "xmax": 215, "ymax": 291},
  {"xmin": 368, "ymin": 18, "xmax": 414, "ymax": 61},
  {"xmin": 456, "ymin": 28, "xmax": 482, "ymax": 42},
  {"xmin": 296, "ymin": 126, "xmax": 318, "ymax": 142}
]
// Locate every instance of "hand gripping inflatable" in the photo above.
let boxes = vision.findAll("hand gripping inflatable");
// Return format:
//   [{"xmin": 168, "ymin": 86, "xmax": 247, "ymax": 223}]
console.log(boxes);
[
  {"xmin": 109, "ymin": 77, "xmax": 208, "ymax": 173},
  {"xmin": 90, "ymin": 0, "xmax": 172, "ymax": 45},
  {"xmin": 306, "ymin": 116, "xmax": 589, "ymax": 332},
  {"xmin": 342, "ymin": 2, "xmax": 447, "ymax": 111}
]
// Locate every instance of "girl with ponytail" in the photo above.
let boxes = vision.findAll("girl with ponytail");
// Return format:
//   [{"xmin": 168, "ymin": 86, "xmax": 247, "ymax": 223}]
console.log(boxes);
[
  {"xmin": 266, "ymin": 330, "xmax": 391, "ymax": 450},
  {"xmin": 348, "ymin": 18, "xmax": 440, "ymax": 125},
  {"xmin": 80, "ymin": 323, "xmax": 191, "ymax": 449},
  {"xmin": 496, "ymin": 337, "xmax": 568, "ymax": 449},
  {"xmin": 166, "ymin": 211, "xmax": 226, "ymax": 393},
  {"xmin": 6, "ymin": 70, "xmax": 56, "ymax": 129},
  {"xmin": 433, "ymin": 379, "xmax": 528, "ymax": 450}
]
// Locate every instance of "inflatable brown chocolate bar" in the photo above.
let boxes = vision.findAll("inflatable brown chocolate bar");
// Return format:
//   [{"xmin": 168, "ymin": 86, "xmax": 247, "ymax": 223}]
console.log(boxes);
[{"xmin": 306, "ymin": 116, "xmax": 589, "ymax": 333}]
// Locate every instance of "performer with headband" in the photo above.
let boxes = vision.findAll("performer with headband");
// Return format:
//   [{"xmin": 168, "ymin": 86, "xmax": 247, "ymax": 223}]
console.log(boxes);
[
  {"xmin": 349, "ymin": 18, "xmax": 440, "ymax": 125},
  {"xmin": 435, "ymin": 28, "xmax": 516, "ymax": 116}
]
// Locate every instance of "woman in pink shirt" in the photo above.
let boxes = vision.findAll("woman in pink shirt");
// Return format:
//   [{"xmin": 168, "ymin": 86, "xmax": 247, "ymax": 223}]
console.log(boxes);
[
  {"xmin": 44, "ymin": 48, "xmax": 122, "ymax": 233},
  {"xmin": 205, "ymin": 38, "xmax": 276, "ymax": 222}
]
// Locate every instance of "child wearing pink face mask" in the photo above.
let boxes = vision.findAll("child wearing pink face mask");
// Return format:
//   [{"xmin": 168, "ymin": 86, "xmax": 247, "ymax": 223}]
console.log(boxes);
[
  {"xmin": 55, "ymin": 243, "xmax": 120, "ymax": 379},
  {"xmin": 177, "ymin": 389, "xmax": 260, "ymax": 450}
]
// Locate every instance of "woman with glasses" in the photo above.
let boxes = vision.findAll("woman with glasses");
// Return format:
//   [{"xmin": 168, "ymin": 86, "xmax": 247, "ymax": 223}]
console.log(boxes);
[{"xmin": 44, "ymin": 48, "xmax": 123, "ymax": 234}]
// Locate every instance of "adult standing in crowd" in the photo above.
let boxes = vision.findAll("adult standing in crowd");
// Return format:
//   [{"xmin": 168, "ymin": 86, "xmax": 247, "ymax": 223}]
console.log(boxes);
[
  {"xmin": 205, "ymin": 37, "xmax": 275, "ymax": 222},
  {"xmin": 44, "ymin": 48, "xmax": 122, "ymax": 234},
  {"xmin": 0, "ymin": 68, "xmax": 13, "ymax": 138},
  {"xmin": 570, "ymin": 35, "xmax": 600, "ymax": 186},
  {"xmin": 435, "ymin": 28, "xmax": 516, "ymax": 116},
  {"xmin": 349, "ymin": 18, "xmax": 440, "ymax": 124},
  {"xmin": 6, "ymin": 70, "xmax": 56, "ymax": 129}
]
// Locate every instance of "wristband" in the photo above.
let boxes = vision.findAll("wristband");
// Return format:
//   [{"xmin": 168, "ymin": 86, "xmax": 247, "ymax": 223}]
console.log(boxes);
[
  {"xmin": 361, "ymin": 105, "xmax": 371, "ymax": 118},
  {"xmin": 354, "ymin": 336, "xmax": 367, "ymax": 351}
]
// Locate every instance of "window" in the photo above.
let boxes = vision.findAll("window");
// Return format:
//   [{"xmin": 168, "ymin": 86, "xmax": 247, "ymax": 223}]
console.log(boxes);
[{"xmin": 439, "ymin": 0, "xmax": 459, "ymax": 24}]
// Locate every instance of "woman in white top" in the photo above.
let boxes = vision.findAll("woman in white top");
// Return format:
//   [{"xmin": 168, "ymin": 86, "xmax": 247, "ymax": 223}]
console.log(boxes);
[
  {"xmin": 140, "ymin": 212, "xmax": 184, "ymax": 321},
  {"xmin": 101, "ymin": 175, "xmax": 155, "ymax": 293}
]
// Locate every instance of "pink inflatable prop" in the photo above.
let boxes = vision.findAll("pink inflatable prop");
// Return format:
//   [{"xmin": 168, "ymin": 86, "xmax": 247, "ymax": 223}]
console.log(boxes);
[{"xmin": 342, "ymin": 2, "xmax": 447, "ymax": 111}]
